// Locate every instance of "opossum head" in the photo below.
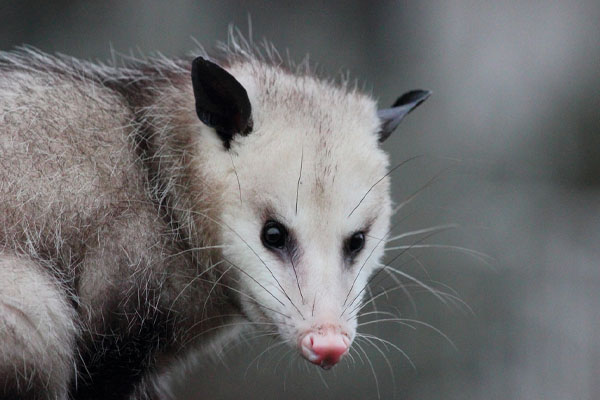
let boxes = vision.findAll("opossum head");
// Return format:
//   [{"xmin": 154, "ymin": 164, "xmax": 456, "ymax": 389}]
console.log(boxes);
[{"xmin": 190, "ymin": 56, "xmax": 429, "ymax": 369}]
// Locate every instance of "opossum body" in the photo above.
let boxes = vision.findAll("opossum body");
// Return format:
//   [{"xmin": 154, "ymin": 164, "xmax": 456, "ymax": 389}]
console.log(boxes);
[{"xmin": 0, "ymin": 38, "xmax": 429, "ymax": 399}]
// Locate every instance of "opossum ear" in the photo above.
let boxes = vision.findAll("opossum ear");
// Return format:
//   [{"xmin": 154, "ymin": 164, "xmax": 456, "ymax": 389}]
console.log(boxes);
[
  {"xmin": 377, "ymin": 90, "xmax": 431, "ymax": 142},
  {"xmin": 191, "ymin": 57, "xmax": 253, "ymax": 149}
]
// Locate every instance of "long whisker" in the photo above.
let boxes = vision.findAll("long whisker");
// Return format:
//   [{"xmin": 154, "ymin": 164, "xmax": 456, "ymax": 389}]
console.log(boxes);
[
  {"xmin": 290, "ymin": 257, "xmax": 304, "ymax": 304},
  {"xmin": 315, "ymin": 366, "xmax": 330, "ymax": 389},
  {"xmin": 361, "ymin": 318, "xmax": 457, "ymax": 350},
  {"xmin": 182, "ymin": 321, "xmax": 282, "ymax": 347},
  {"xmin": 429, "ymin": 279, "xmax": 461, "ymax": 297},
  {"xmin": 391, "ymin": 167, "xmax": 449, "ymax": 215},
  {"xmin": 342, "ymin": 225, "xmax": 395, "ymax": 309},
  {"xmin": 385, "ymin": 244, "xmax": 495, "ymax": 267},
  {"xmin": 283, "ymin": 349, "xmax": 295, "ymax": 390},
  {"xmin": 179, "ymin": 315, "xmax": 248, "ymax": 346},
  {"xmin": 345, "ymin": 346, "xmax": 357, "ymax": 365},
  {"xmin": 355, "ymin": 278, "xmax": 471, "ymax": 316},
  {"xmin": 349, "ymin": 343, "xmax": 364, "ymax": 364},
  {"xmin": 225, "ymin": 329, "xmax": 279, "ymax": 359},
  {"xmin": 343, "ymin": 198, "xmax": 438, "ymax": 313},
  {"xmin": 353, "ymin": 339, "xmax": 381, "ymax": 400},
  {"xmin": 202, "ymin": 264, "xmax": 232, "ymax": 317},
  {"xmin": 366, "ymin": 285, "xmax": 379, "ymax": 325},
  {"xmin": 375, "ymin": 265, "xmax": 449, "ymax": 306},
  {"xmin": 355, "ymin": 332, "xmax": 416, "ymax": 370},
  {"xmin": 167, "ymin": 259, "xmax": 225, "ymax": 314},
  {"xmin": 348, "ymin": 283, "xmax": 419, "ymax": 320},
  {"xmin": 242, "ymin": 330, "xmax": 279, "ymax": 343},
  {"xmin": 355, "ymin": 336, "xmax": 397, "ymax": 393},
  {"xmin": 376, "ymin": 257, "xmax": 418, "ymax": 314},
  {"xmin": 125, "ymin": 199, "xmax": 292, "ymax": 310},
  {"xmin": 221, "ymin": 255, "xmax": 286, "ymax": 308},
  {"xmin": 382, "ymin": 264, "xmax": 419, "ymax": 313},
  {"xmin": 185, "ymin": 209, "xmax": 305, "ymax": 319},
  {"xmin": 194, "ymin": 274, "xmax": 292, "ymax": 320},
  {"xmin": 355, "ymin": 310, "xmax": 398, "ymax": 319},
  {"xmin": 386, "ymin": 223, "xmax": 458, "ymax": 243},
  {"xmin": 229, "ymin": 152, "xmax": 242, "ymax": 206},
  {"xmin": 162, "ymin": 244, "xmax": 228, "ymax": 260},
  {"xmin": 348, "ymin": 155, "xmax": 422, "ymax": 218},
  {"xmin": 245, "ymin": 340, "xmax": 287, "ymax": 377},
  {"xmin": 401, "ymin": 250, "xmax": 431, "ymax": 279},
  {"xmin": 273, "ymin": 347, "xmax": 295, "ymax": 371},
  {"xmin": 357, "ymin": 318, "xmax": 415, "ymax": 330},
  {"xmin": 133, "ymin": 198, "xmax": 303, "ymax": 317},
  {"xmin": 295, "ymin": 145, "xmax": 303, "ymax": 215},
  {"xmin": 363, "ymin": 247, "xmax": 472, "ymax": 315},
  {"xmin": 343, "ymin": 230, "xmax": 445, "ymax": 316}
]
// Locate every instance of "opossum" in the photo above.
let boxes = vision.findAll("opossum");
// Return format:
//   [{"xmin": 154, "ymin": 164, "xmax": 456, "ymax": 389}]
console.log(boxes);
[{"xmin": 0, "ymin": 36, "xmax": 430, "ymax": 399}]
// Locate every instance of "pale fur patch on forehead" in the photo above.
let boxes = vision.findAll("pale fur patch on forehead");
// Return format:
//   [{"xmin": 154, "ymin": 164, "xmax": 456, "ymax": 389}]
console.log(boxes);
[
  {"xmin": 232, "ymin": 61, "xmax": 380, "ymax": 139},
  {"xmin": 222, "ymin": 59, "xmax": 390, "ymax": 225}
]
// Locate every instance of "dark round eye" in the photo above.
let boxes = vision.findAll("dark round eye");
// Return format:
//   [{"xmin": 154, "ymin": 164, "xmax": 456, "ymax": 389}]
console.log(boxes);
[
  {"xmin": 261, "ymin": 221, "xmax": 287, "ymax": 249},
  {"xmin": 347, "ymin": 232, "xmax": 365, "ymax": 254}
]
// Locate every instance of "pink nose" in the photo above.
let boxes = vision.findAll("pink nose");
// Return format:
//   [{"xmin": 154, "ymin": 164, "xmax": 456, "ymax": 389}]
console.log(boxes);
[{"xmin": 300, "ymin": 329, "xmax": 350, "ymax": 370}]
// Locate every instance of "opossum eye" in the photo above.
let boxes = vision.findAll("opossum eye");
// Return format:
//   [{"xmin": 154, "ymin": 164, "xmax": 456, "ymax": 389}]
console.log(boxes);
[
  {"xmin": 346, "ymin": 232, "xmax": 365, "ymax": 255},
  {"xmin": 261, "ymin": 221, "xmax": 287, "ymax": 250}
]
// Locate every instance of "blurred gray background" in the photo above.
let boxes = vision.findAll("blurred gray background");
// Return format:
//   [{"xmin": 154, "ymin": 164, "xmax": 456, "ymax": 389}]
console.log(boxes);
[{"xmin": 1, "ymin": 1, "xmax": 599, "ymax": 399}]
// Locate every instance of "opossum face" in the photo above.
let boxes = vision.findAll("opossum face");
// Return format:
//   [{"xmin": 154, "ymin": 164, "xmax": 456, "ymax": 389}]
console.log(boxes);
[
  {"xmin": 191, "ymin": 57, "xmax": 428, "ymax": 369},
  {"xmin": 223, "ymin": 142, "xmax": 390, "ymax": 368}
]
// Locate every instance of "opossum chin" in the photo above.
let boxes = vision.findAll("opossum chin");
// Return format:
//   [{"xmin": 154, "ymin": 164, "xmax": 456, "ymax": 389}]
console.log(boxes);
[{"xmin": 239, "ymin": 298, "xmax": 357, "ymax": 370}]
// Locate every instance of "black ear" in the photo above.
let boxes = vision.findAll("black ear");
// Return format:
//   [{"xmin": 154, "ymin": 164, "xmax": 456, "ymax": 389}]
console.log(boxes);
[
  {"xmin": 191, "ymin": 57, "xmax": 253, "ymax": 149},
  {"xmin": 377, "ymin": 90, "xmax": 431, "ymax": 142}
]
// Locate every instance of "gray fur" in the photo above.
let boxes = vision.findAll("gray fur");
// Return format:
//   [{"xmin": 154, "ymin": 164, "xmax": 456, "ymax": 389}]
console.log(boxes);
[
  {"xmin": 0, "ymin": 48, "xmax": 239, "ymax": 399},
  {"xmin": 0, "ymin": 36, "xmax": 396, "ymax": 399}
]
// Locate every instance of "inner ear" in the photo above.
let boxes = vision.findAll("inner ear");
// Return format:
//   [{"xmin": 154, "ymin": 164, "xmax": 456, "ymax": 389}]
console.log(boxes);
[{"xmin": 191, "ymin": 57, "xmax": 253, "ymax": 149}]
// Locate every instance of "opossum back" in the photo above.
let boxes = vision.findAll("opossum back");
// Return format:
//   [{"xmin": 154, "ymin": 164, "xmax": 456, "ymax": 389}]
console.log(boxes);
[{"xmin": 0, "ymin": 64, "xmax": 147, "ymax": 267}]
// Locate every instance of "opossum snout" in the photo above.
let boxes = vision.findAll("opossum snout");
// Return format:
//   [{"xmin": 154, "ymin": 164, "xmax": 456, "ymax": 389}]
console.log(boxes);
[{"xmin": 299, "ymin": 326, "xmax": 351, "ymax": 370}]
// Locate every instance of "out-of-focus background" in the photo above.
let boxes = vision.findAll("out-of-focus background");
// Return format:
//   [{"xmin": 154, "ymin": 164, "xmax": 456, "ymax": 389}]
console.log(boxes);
[{"xmin": 2, "ymin": 1, "xmax": 598, "ymax": 399}]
